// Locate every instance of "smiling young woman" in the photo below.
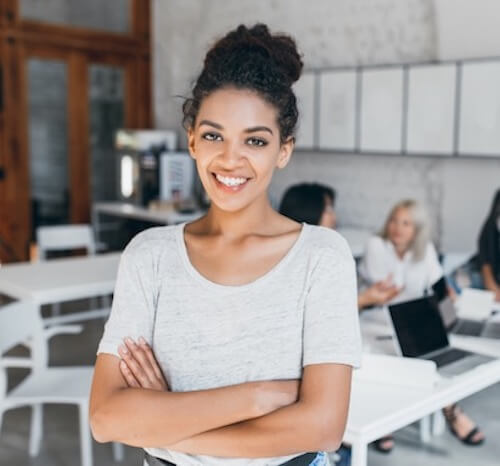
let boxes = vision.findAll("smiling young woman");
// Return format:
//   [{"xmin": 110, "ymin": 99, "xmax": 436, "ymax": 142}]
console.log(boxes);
[{"xmin": 89, "ymin": 24, "xmax": 362, "ymax": 466}]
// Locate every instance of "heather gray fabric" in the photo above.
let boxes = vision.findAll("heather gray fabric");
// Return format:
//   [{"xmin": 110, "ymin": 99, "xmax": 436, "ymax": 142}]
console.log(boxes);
[{"xmin": 98, "ymin": 222, "xmax": 361, "ymax": 466}]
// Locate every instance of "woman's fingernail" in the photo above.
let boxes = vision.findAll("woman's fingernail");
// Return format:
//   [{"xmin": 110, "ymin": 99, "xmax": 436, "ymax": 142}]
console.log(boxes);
[
  {"xmin": 139, "ymin": 337, "xmax": 147, "ymax": 345},
  {"xmin": 119, "ymin": 344, "xmax": 128, "ymax": 354},
  {"xmin": 125, "ymin": 337, "xmax": 134, "ymax": 345}
]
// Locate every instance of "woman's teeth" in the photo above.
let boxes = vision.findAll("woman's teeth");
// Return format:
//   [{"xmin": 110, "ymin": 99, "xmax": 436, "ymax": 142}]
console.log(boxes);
[{"xmin": 215, "ymin": 174, "xmax": 248, "ymax": 187}]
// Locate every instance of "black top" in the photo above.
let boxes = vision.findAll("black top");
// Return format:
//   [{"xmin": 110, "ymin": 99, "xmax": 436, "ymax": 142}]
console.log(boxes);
[{"xmin": 478, "ymin": 189, "xmax": 500, "ymax": 283}]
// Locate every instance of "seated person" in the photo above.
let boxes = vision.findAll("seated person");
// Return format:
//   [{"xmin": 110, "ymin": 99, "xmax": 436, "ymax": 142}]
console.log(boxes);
[
  {"xmin": 279, "ymin": 183, "xmax": 399, "ymax": 308},
  {"xmin": 359, "ymin": 199, "xmax": 485, "ymax": 451},
  {"xmin": 478, "ymin": 188, "xmax": 500, "ymax": 302},
  {"xmin": 359, "ymin": 199, "xmax": 442, "ymax": 303}
]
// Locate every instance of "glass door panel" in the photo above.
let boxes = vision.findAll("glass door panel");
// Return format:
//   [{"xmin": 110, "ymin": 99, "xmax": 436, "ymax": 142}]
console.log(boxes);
[
  {"xmin": 27, "ymin": 58, "xmax": 70, "ymax": 229},
  {"xmin": 89, "ymin": 64, "xmax": 125, "ymax": 203}
]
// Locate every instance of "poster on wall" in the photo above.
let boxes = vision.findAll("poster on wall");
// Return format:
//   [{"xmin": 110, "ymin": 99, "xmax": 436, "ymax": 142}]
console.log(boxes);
[
  {"xmin": 318, "ymin": 70, "xmax": 357, "ymax": 151},
  {"xmin": 459, "ymin": 61, "xmax": 500, "ymax": 157},
  {"xmin": 360, "ymin": 67, "xmax": 404, "ymax": 153},
  {"xmin": 406, "ymin": 64, "xmax": 456, "ymax": 155},
  {"xmin": 293, "ymin": 72, "xmax": 316, "ymax": 149}
]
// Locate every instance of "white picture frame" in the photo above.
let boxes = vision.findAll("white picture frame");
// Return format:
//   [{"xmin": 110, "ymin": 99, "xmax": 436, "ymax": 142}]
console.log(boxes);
[
  {"xmin": 406, "ymin": 64, "xmax": 456, "ymax": 155},
  {"xmin": 293, "ymin": 72, "xmax": 316, "ymax": 149},
  {"xmin": 360, "ymin": 67, "xmax": 404, "ymax": 152},
  {"xmin": 318, "ymin": 70, "xmax": 357, "ymax": 151},
  {"xmin": 459, "ymin": 61, "xmax": 500, "ymax": 157}
]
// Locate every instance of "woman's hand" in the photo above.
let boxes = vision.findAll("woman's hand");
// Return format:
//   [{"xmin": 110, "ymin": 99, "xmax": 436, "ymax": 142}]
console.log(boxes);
[{"xmin": 118, "ymin": 337, "xmax": 168, "ymax": 391}]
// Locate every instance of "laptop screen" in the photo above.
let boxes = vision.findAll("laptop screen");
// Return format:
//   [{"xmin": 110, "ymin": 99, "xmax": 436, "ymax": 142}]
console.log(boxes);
[{"xmin": 389, "ymin": 297, "xmax": 450, "ymax": 357}]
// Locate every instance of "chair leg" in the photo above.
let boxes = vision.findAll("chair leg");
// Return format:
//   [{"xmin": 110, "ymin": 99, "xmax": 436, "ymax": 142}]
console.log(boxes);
[
  {"xmin": 79, "ymin": 403, "xmax": 93, "ymax": 466},
  {"xmin": 29, "ymin": 404, "xmax": 43, "ymax": 457},
  {"xmin": 112, "ymin": 442, "xmax": 125, "ymax": 462}
]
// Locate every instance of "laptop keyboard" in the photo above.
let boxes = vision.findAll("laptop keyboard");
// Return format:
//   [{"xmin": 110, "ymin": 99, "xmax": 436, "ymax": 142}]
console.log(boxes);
[
  {"xmin": 428, "ymin": 348, "xmax": 472, "ymax": 368},
  {"xmin": 453, "ymin": 319, "xmax": 484, "ymax": 336}
]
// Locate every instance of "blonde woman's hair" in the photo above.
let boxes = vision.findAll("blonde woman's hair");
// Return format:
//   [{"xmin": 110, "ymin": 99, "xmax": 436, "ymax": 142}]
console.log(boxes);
[{"xmin": 379, "ymin": 199, "xmax": 431, "ymax": 262}]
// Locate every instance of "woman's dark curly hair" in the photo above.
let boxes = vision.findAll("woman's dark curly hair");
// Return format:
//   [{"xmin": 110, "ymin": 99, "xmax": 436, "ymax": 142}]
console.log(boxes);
[{"xmin": 182, "ymin": 24, "xmax": 303, "ymax": 144}]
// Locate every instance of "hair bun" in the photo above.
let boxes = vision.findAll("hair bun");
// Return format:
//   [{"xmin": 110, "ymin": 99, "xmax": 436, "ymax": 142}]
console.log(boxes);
[{"xmin": 205, "ymin": 23, "xmax": 303, "ymax": 86}]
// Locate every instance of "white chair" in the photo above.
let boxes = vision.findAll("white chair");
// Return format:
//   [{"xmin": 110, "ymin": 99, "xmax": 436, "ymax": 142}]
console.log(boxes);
[
  {"xmin": 36, "ymin": 224, "xmax": 111, "ymax": 325},
  {"xmin": 0, "ymin": 300, "xmax": 123, "ymax": 466}
]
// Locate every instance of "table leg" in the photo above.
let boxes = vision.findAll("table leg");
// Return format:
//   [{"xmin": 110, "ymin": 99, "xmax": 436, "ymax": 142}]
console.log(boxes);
[
  {"xmin": 419, "ymin": 415, "xmax": 432, "ymax": 443},
  {"xmin": 351, "ymin": 441, "xmax": 367, "ymax": 466},
  {"xmin": 432, "ymin": 410, "xmax": 445, "ymax": 436}
]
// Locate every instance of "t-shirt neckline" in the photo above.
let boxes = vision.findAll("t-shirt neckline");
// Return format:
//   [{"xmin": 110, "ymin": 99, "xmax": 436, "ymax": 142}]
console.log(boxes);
[{"xmin": 176, "ymin": 221, "xmax": 309, "ymax": 292}]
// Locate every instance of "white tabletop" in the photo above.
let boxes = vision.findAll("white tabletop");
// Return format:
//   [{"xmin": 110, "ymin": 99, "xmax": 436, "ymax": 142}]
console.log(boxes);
[
  {"xmin": 0, "ymin": 253, "xmax": 121, "ymax": 304},
  {"xmin": 93, "ymin": 202, "xmax": 204, "ymax": 225},
  {"xmin": 345, "ymin": 307, "xmax": 500, "ymax": 466}
]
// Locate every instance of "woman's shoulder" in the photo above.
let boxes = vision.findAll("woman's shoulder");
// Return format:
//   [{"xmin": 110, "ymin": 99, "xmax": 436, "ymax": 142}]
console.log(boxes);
[{"xmin": 304, "ymin": 224, "xmax": 353, "ymax": 259}]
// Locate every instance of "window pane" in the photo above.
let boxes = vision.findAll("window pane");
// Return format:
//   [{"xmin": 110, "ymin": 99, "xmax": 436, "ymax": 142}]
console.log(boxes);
[
  {"xmin": 89, "ymin": 64, "xmax": 125, "ymax": 203},
  {"xmin": 20, "ymin": 0, "xmax": 131, "ymax": 34},
  {"xmin": 27, "ymin": 59, "xmax": 69, "ymax": 228}
]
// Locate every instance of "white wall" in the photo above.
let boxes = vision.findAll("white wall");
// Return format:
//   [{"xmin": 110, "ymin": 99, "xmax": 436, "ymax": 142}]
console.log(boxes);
[
  {"xmin": 153, "ymin": 0, "xmax": 500, "ymax": 253},
  {"xmin": 435, "ymin": 0, "xmax": 500, "ymax": 60}
]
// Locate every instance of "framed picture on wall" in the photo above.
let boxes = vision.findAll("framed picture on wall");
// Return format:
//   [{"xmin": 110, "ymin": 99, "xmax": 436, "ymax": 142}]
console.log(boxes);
[
  {"xmin": 318, "ymin": 70, "xmax": 357, "ymax": 151},
  {"xmin": 406, "ymin": 63, "xmax": 456, "ymax": 155},
  {"xmin": 459, "ymin": 61, "xmax": 500, "ymax": 157},
  {"xmin": 293, "ymin": 71, "xmax": 316, "ymax": 149},
  {"xmin": 360, "ymin": 67, "xmax": 404, "ymax": 153}
]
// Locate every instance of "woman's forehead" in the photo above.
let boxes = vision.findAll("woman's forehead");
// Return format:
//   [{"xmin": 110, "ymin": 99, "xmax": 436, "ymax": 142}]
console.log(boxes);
[{"xmin": 197, "ymin": 88, "xmax": 279, "ymax": 130}]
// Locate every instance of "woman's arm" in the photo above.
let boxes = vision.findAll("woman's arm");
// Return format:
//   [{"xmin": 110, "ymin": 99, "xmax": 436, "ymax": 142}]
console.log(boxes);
[
  {"xmin": 118, "ymin": 348, "xmax": 351, "ymax": 456},
  {"xmin": 90, "ymin": 351, "xmax": 299, "ymax": 447},
  {"xmin": 481, "ymin": 264, "xmax": 500, "ymax": 297},
  {"xmin": 168, "ymin": 363, "xmax": 352, "ymax": 457}
]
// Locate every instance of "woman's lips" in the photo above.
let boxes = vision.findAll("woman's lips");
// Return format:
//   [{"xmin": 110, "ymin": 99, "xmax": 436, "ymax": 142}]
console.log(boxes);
[{"xmin": 212, "ymin": 173, "xmax": 250, "ymax": 193}]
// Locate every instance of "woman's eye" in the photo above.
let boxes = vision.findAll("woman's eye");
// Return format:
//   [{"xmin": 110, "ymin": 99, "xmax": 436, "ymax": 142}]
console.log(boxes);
[
  {"xmin": 247, "ymin": 137, "xmax": 267, "ymax": 147},
  {"xmin": 202, "ymin": 132, "xmax": 222, "ymax": 141}
]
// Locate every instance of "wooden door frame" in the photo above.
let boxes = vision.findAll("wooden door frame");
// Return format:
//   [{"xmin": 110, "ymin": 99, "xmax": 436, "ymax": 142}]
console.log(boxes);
[{"xmin": 0, "ymin": 0, "xmax": 152, "ymax": 262}]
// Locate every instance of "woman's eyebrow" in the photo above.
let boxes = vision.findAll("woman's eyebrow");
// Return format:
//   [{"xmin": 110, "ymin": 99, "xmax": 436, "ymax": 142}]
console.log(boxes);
[
  {"xmin": 198, "ymin": 120, "xmax": 223, "ymax": 130},
  {"xmin": 244, "ymin": 126, "xmax": 273, "ymax": 135}
]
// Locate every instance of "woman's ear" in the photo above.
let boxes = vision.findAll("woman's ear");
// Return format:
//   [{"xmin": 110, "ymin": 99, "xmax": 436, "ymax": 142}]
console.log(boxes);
[
  {"xmin": 187, "ymin": 128, "xmax": 196, "ymax": 160},
  {"xmin": 276, "ymin": 137, "xmax": 294, "ymax": 169}
]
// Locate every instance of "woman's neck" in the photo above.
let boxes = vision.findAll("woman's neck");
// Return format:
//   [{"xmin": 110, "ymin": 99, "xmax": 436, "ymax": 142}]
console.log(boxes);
[
  {"xmin": 392, "ymin": 242, "xmax": 409, "ymax": 259},
  {"xmin": 200, "ymin": 196, "xmax": 279, "ymax": 239}
]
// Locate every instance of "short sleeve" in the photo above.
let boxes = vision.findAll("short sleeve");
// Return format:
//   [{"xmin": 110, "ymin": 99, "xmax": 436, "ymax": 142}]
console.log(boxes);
[
  {"xmin": 97, "ymin": 236, "xmax": 157, "ymax": 357},
  {"xmin": 303, "ymin": 237, "xmax": 362, "ymax": 368}
]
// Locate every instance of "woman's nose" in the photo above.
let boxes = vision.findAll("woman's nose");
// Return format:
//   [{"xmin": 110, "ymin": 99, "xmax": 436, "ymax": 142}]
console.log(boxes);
[{"xmin": 219, "ymin": 141, "xmax": 243, "ymax": 166}]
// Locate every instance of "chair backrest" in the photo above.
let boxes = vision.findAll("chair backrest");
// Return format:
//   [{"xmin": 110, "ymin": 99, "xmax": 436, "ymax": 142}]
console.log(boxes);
[
  {"xmin": 0, "ymin": 301, "xmax": 44, "ymax": 356},
  {"xmin": 37, "ymin": 224, "xmax": 96, "ymax": 260}
]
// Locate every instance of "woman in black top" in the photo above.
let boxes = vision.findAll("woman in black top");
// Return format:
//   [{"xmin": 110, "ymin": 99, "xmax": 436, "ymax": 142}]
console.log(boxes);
[{"xmin": 478, "ymin": 188, "xmax": 500, "ymax": 302}]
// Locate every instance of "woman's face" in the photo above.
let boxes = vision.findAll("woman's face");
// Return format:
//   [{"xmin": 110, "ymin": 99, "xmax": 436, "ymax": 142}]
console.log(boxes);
[
  {"xmin": 187, "ymin": 88, "xmax": 293, "ymax": 213},
  {"xmin": 319, "ymin": 196, "xmax": 336, "ymax": 229},
  {"xmin": 387, "ymin": 207, "xmax": 416, "ymax": 251}
]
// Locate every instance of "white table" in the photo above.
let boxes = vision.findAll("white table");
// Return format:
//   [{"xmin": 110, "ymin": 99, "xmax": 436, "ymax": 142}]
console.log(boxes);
[
  {"xmin": 346, "ymin": 308, "xmax": 500, "ymax": 466},
  {"xmin": 92, "ymin": 202, "xmax": 204, "ymax": 250},
  {"xmin": 0, "ymin": 253, "xmax": 121, "ymax": 325}
]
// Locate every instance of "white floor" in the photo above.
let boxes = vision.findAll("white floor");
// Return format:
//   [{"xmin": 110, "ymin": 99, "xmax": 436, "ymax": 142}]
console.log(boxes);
[{"xmin": 1, "ymin": 300, "xmax": 499, "ymax": 466}]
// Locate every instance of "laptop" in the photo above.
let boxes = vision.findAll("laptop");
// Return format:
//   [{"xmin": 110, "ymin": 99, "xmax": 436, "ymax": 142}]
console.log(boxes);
[
  {"xmin": 388, "ymin": 296, "xmax": 493, "ymax": 376},
  {"xmin": 432, "ymin": 277, "xmax": 493, "ymax": 337}
]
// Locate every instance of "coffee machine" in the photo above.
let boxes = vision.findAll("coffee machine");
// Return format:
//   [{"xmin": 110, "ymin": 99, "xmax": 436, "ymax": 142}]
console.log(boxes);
[{"xmin": 115, "ymin": 129, "xmax": 178, "ymax": 206}]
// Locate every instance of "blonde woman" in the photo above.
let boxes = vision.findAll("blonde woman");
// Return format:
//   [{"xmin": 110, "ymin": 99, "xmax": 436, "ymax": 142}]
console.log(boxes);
[
  {"xmin": 360, "ymin": 200, "xmax": 442, "ymax": 303},
  {"xmin": 360, "ymin": 200, "xmax": 485, "ymax": 452}
]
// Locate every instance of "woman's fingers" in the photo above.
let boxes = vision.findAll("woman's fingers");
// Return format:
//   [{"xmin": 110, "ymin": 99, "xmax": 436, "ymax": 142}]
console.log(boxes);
[
  {"xmin": 119, "ymin": 339, "xmax": 156, "ymax": 389},
  {"xmin": 138, "ymin": 337, "xmax": 169, "ymax": 389},
  {"xmin": 119, "ymin": 337, "xmax": 168, "ymax": 391},
  {"xmin": 119, "ymin": 360, "xmax": 140, "ymax": 388}
]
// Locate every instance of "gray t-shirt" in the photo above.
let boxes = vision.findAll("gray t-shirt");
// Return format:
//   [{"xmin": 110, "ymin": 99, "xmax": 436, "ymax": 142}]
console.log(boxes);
[{"xmin": 97, "ymin": 222, "xmax": 362, "ymax": 466}]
